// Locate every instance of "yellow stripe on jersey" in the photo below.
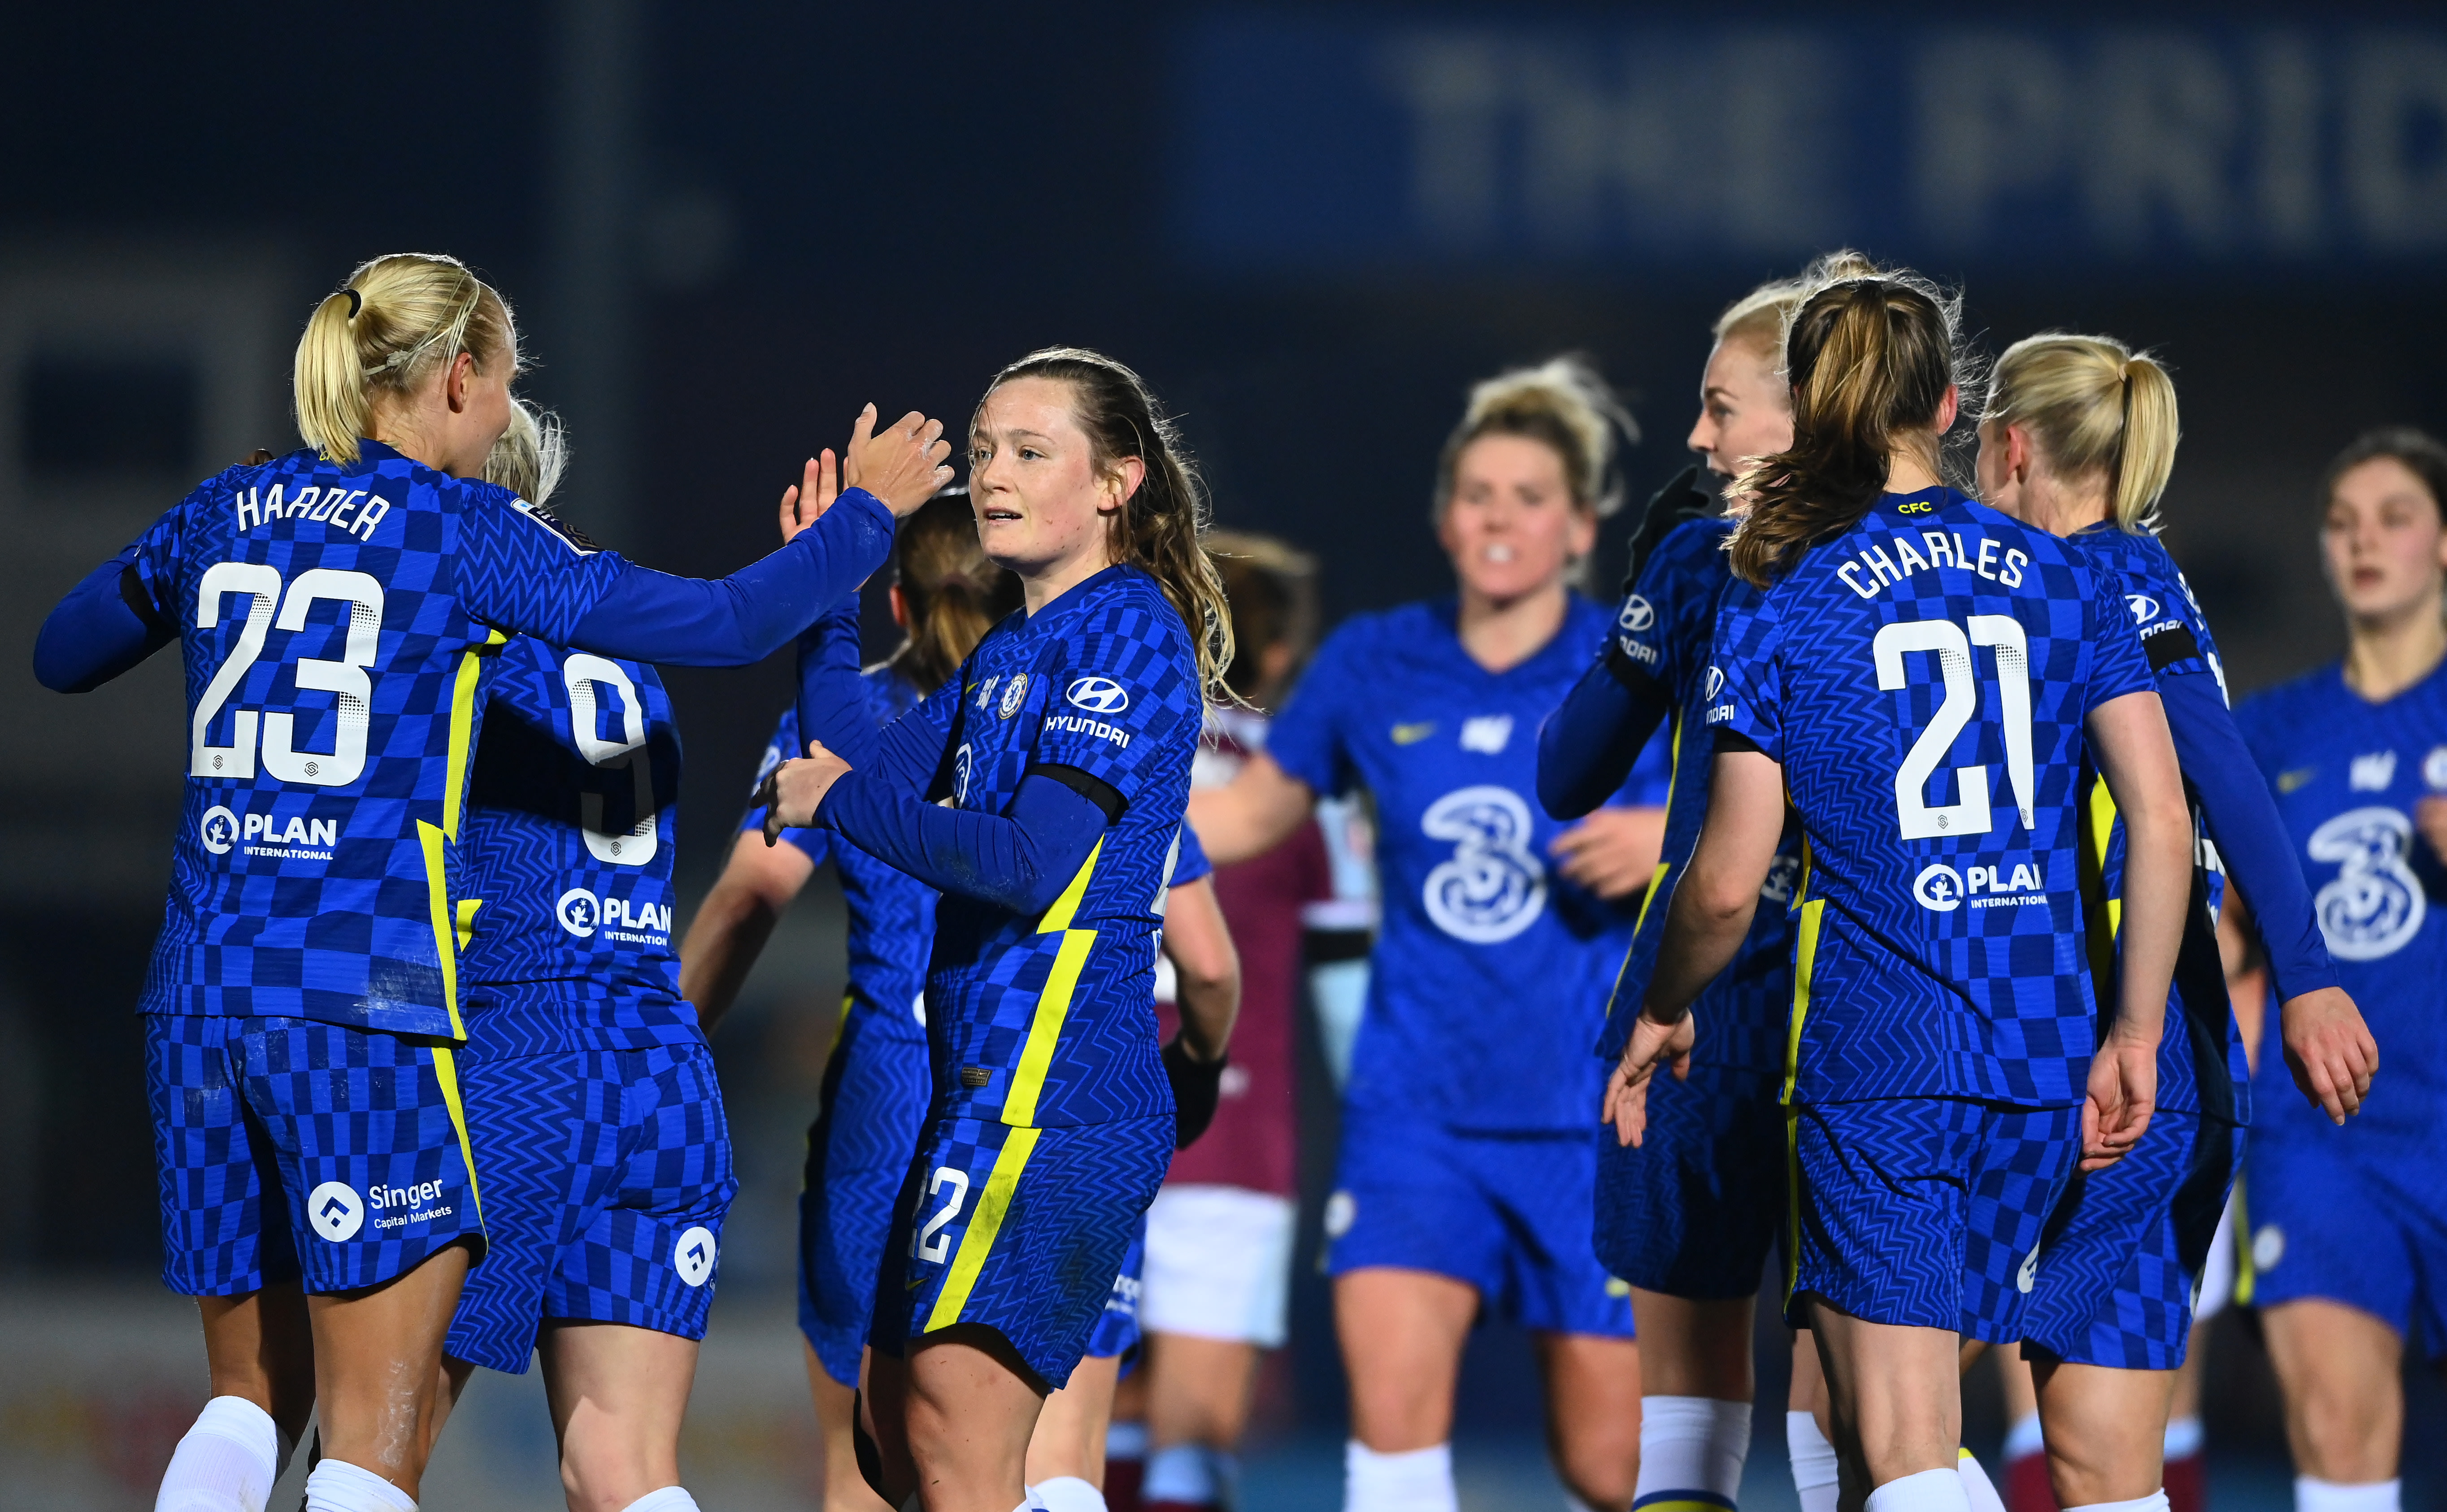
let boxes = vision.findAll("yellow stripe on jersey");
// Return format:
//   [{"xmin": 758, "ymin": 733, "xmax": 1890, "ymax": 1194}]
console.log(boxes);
[
  {"xmin": 417, "ymin": 820, "xmax": 466, "ymax": 1041},
  {"xmin": 428, "ymin": 1042, "xmax": 484, "ymax": 1225},
  {"xmin": 455, "ymin": 899, "xmax": 482, "ymax": 952},
  {"xmin": 1600, "ymin": 861, "xmax": 1677, "ymax": 1028},
  {"xmin": 442, "ymin": 631, "xmax": 506, "ymax": 842},
  {"xmin": 1002, "ymin": 839, "xmax": 1105, "ymax": 1128},
  {"xmin": 926, "ymin": 1125, "xmax": 1043, "ymax": 1331},
  {"xmin": 1782, "ymin": 851, "xmax": 1824, "ymax": 1108},
  {"xmin": 2230, "ymin": 1173, "xmax": 2255, "ymax": 1308},
  {"xmin": 1630, "ymin": 862, "xmax": 1675, "ymax": 938},
  {"xmin": 1784, "ymin": 1104, "xmax": 1804, "ymax": 1305},
  {"xmin": 1637, "ymin": 1499, "xmax": 1737, "ymax": 1512},
  {"xmin": 2087, "ymin": 775, "xmax": 2125, "ymax": 936}
]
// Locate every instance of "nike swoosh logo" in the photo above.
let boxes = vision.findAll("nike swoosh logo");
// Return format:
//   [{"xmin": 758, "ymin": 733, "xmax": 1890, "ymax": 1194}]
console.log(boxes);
[
  {"xmin": 1391, "ymin": 721, "xmax": 1435, "ymax": 745},
  {"xmin": 2277, "ymin": 768, "xmax": 2316, "ymax": 793}
]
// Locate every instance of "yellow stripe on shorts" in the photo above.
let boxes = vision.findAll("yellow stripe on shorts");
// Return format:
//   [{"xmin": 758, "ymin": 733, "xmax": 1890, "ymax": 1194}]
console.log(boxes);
[
  {"xmin": 429, "ymin": 1043, "xmax": 483, "ymax": 1225},
  {"xmin": 926, "ymin": 1125, "xmax": 1043, "ymax": 1332}
]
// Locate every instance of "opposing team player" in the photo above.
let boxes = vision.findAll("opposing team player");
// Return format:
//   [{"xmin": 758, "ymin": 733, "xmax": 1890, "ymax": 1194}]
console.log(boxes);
[
  {"xmin": 30, "ymin": 252, "xmax": 948, "ymax": 1512},
  {"xmin": 1609, "ymin": 263, "xmax": 2195, "ymax": 1512},
  {"xmin": 1546, "ymin": 260, "xmax": 1857, "ymax": 1512},
  {"xmin": 757, "ymin": 348, "xmax": 1230, "ymax": 1512},
  {"xmin": 1191, "ymin": 359, "xmax": 1663, "ymax": 1512},
  {"xmin": 2231, "ymin": 428, "xmax": 2445, "ymax": 1512},
  {"xmin": 1970, "ymin": 334, "xmax": 2373, "ymax": 1512}
]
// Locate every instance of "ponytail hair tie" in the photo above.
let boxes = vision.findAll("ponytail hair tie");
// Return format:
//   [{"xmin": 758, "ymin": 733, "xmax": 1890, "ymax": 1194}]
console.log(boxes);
[{"xmin": 343, "ymin": 288, "xmax": 362, "ymax": 320}]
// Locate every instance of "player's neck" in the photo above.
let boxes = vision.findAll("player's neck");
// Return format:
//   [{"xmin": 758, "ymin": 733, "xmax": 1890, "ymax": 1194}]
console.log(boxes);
[
  {"xmin": 2015, "ymin": 474, "xmax": 2110, "ymax": 537},
  {"xmin": 2343, "ymin": 600, "xmax": 2447, "ymax": 703},
  {"xmin": 1455, "ymin": 579, "xmax": 1568, "ymax": 674},
  {"xmin": 1020, "ymin": 543, "xmax": 1119, "ymax": 617},
  {"xmin": 1885, "ymin": 439, "xmax": 1944, "ymax": 495}
]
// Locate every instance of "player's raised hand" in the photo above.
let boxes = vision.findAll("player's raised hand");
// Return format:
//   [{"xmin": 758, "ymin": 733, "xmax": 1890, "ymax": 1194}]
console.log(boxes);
[
  {"xmin": 758, "ymin": 738, "xmax": 854, "ymax": 843},
  {"xmin": 2279, "ymin": 984, "xmax": 2378, "ymax": 1125},
  {"xmin": 2079, "ymin": 1030, "xmax": 2158, "ymax": 1171},
  {"xmin": 843, "ymin": 404, "xmax": 953, "ymax": 517},
  {"xmin": 778, "ymin": 448, "xmax": 841, "ymax": 543},
  {"xmin": 1601, "ymin": 1010, "xmax": 1696, "ymax": 1148}
]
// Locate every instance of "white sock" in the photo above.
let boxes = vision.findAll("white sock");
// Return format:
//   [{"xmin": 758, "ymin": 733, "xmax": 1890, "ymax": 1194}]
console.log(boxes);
[
  {"xmin": 1346, "ymin": 1440, "xmax": 1458, "ymax": 1512},
  {"xmin": 1030, "ymin": 1476, "xmax": 1108, "ymax": 1512},
  {"xmin": 2297, "ymin": 1479, "xmax": 2402, "ymax": 1512},
  {"xmin": 2065, "ymin": 1494, "xmax": 2169, "ymax": 1512},
  {"xmin": 157, "ymin": 1396, "xmax": 282, "ymax": 1512},
  {"xmin": 1146, "ymin": 1443, "xmax": 1241, "ymax": 1504},
  {"xmin": 1788, "ymin": 1412, "xmax": 1840, "ymax": 1512},
  {"xmin": 1636, "ymin": 1395, "xmax": 1752, "ymax": 1509},
  {"xmin": 619, "ymin": 1490, "xmax": 702, "ymax": 1512},
  {"xmin": 1108, "ymin": 1421, "xmax": 1151, "ymax": 1463},
  {"xmin": 2162, "ymin": 1416, "xmax": 2203, "ymax": 1461},
  {"xmin": 2003, "ymin": 1411, "xmax": 2045, "ymax": 1463},
  {"xmin": 1958, "ymin": 1450, "xmax": 2006, "ymax": 1512},
  {"xmin": 302, "ymin": 1458, "xmax": 416, "ymax": 1512},
  {"xmin": 1865, "ymin": 1467, "xmax": 1972, "ymax": 1512}
]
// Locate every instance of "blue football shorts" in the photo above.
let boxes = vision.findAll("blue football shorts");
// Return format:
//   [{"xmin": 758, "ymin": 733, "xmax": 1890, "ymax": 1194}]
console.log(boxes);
[
  {"xmin": 1786, "ymin": 1096, "xmax": 2080, "ymax": 1342},
  {"xmin": 2020, "ymin": 1110, "xmax": 2239, "ymax": 1370},
  {"xmin": 445, "ymin": 1041, "xmax": 735, "ymax": 1373},
  {"xmin": 149, "ymin": 1013, "xmax": 484, "ymax": 1296},
  {"xmin": 796, "ymin": 1009, "xmax": 932, "ymax": 1387},
  {"xmin": 1327, "ymin": 1108, "xmax": 1636, "ymax": 1338},
  {"xmin": 1595, "ymin": 1063, "xmax": 1787, "ymax": 1300},
  {"xmin": 1084, "ymin": 1217, "xmax": 1147, "ymax": 1370},
  {"xmin": 2247, "ymin": 1119, "xmax": 2447, "ymax": 1360},
  {"xmin": 874, "ymin": 1112, "xmax": 1171, "ymax": 1392}
]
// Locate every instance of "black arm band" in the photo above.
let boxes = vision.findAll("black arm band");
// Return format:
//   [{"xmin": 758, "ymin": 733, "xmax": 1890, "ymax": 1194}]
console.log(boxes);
[
  {"xmin": 1029, "ymin": 761, "xmax": 1126, "ymax": 825},
  {"xmin": 1712, "ymin": 727, "xmax": 1765, "ymax": 756},
  {"xmin": 118, "ymin": 565, "xmax": 171, "ymax": 637},
  {"xmin": 1603, "ymin": 642, "xmax": 1667, "ymax": 700},
  {"xmin": 2142, "ymin": 623, "xmax": 2203, "ymax": 673}
]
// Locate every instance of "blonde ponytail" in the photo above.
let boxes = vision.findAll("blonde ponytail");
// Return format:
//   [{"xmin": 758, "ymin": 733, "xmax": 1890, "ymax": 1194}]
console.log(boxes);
[
  {"xmin": 1985, "ymin": 334, "xmax": 2180, "ymax": 532},
  {"xmin": 293, "ymin": 253, "xmax": 518, "ymax": 465}
]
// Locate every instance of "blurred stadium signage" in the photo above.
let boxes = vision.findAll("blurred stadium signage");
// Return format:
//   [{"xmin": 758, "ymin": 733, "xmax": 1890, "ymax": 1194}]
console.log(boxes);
[{"xmin": 1177, "ymin": 16, "xmax": 2447, "ymax": 268}]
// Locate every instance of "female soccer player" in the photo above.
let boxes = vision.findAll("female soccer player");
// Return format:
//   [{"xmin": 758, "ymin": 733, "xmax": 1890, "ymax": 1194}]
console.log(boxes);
[
  {"xmin": 1609, "ymin": 262, "xmax": 2195, "ymax": 1512},
  {"xmin": 681, "ymin": 487, "xmax": 1017, "ymax": 1512},
  {"xmin": 31, "ymin": 251, "xmax": 949, "ymax": 1512},
  {"xmin": 1547, "ymin": 256, "xmax": 1867, "ymax": 1512},
  {"xmin": 2230, "ymin": 428, "xmax": 2447, "ymax": 1512},
  {"xmin": 1116, "ymin": 534, "xmax": 1343, "ymax": 1512},
  {"xmin": 404, "ymin": 398, "xmax": 741, "ymax": 1512},
  {"xmin": 1190, "ymin": 358, "xmax": 1659, "ymax": 1512},
  {"xmin": 1970, "ymin": 334, "xmax": 2373, "ymax": 1512},
  {"xmin": 757, "ymin": 347, "xmax": 1231, "ymax": 1512}
]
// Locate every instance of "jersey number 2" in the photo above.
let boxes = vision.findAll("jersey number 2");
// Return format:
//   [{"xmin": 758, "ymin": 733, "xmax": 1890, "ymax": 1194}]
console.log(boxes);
[
  {"xmin": 911, "ymin": 1167, "xmax": 970, "ymax": 1264},
  {"xmin": 1874, "ymin": 617, "xmax": 2035, "ymax": 840},
  {"xmin": 191, "ymin": 563, "xmax": 383, "ymax": 787}
]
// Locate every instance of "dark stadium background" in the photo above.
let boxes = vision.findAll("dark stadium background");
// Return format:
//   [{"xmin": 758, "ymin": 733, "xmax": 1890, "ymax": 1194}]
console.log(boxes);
[{"xmin": 6, "ymin": 2, "xmax": 2445, "ymax": 1504}]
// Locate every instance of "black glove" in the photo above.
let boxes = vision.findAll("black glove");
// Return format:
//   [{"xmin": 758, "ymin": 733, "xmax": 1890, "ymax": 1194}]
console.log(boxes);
[
  {"xmin": 1621, "ymin": 463, "xmax": 1718, "ymax": 597},
  {"xmin": 1163, "ymin": 1035, "xmax": 1228, "ymax": 1149}
]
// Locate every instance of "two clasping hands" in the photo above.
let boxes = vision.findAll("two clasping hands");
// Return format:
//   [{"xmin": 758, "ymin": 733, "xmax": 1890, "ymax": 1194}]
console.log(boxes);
[{"xmin": 757, "ymin": 402, "xmax": 956, "ymax": 841}]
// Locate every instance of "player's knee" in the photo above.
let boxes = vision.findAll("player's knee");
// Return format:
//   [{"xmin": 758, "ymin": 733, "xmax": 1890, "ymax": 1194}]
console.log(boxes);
[{"xmin": 557, "ymin": 1433, "xmax": 673, "ymax": 1512}]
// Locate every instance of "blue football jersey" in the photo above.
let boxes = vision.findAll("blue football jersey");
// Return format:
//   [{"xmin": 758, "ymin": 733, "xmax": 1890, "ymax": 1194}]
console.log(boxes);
[
  {"xmin": 1708, "ymin": 487, "xmax": 2157, "ymax": 1107},
  {"xmin": 1598, "ymin": 519, "xmax": 1800, "ymax": 1073},
  {"xmin": 2066, "ymin": 526, "xmax": 2250, "ymax": 1123},
  {"xmin": 126, "ymin": 442, "xmax": 628, "ymax": 1036},
  {"xmin": 894, "ymin": 564, "xmax": 1203, "ymax": 1127},
  {"xmin": 1266, "ymin": 593, "xmax": 1643, "ymax": 1131},
  {"xmin": 453, "ymin": 635, "xmax": 695, "ymax": 1051},
  {"xmin": 2236, "ymin": 657, "xmax": 2447, "ymax": 1146},
  {"xmin": 750, "ymin": 671, "xmax": 936, "ymax": 1045}
]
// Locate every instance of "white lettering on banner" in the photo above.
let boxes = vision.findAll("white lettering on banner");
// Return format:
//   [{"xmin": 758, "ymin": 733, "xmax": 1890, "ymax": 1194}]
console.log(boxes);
[{"xmin": 1363, "ymin": 26, "xmax": 2447, "ymax": 258}]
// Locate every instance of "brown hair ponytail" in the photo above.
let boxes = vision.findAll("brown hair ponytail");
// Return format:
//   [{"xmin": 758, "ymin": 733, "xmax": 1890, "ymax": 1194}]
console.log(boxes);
[
  {"xmin": 1729, "ymin": 259, "xmax": 1970, "ymax": 587},
  {"xmin": 891, "ymin": 489, "xmax": 1021, "ymax": 693},
  {"xmin": 979, "ymin": 347, "xmax": 1235, "ymax": 699}
]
